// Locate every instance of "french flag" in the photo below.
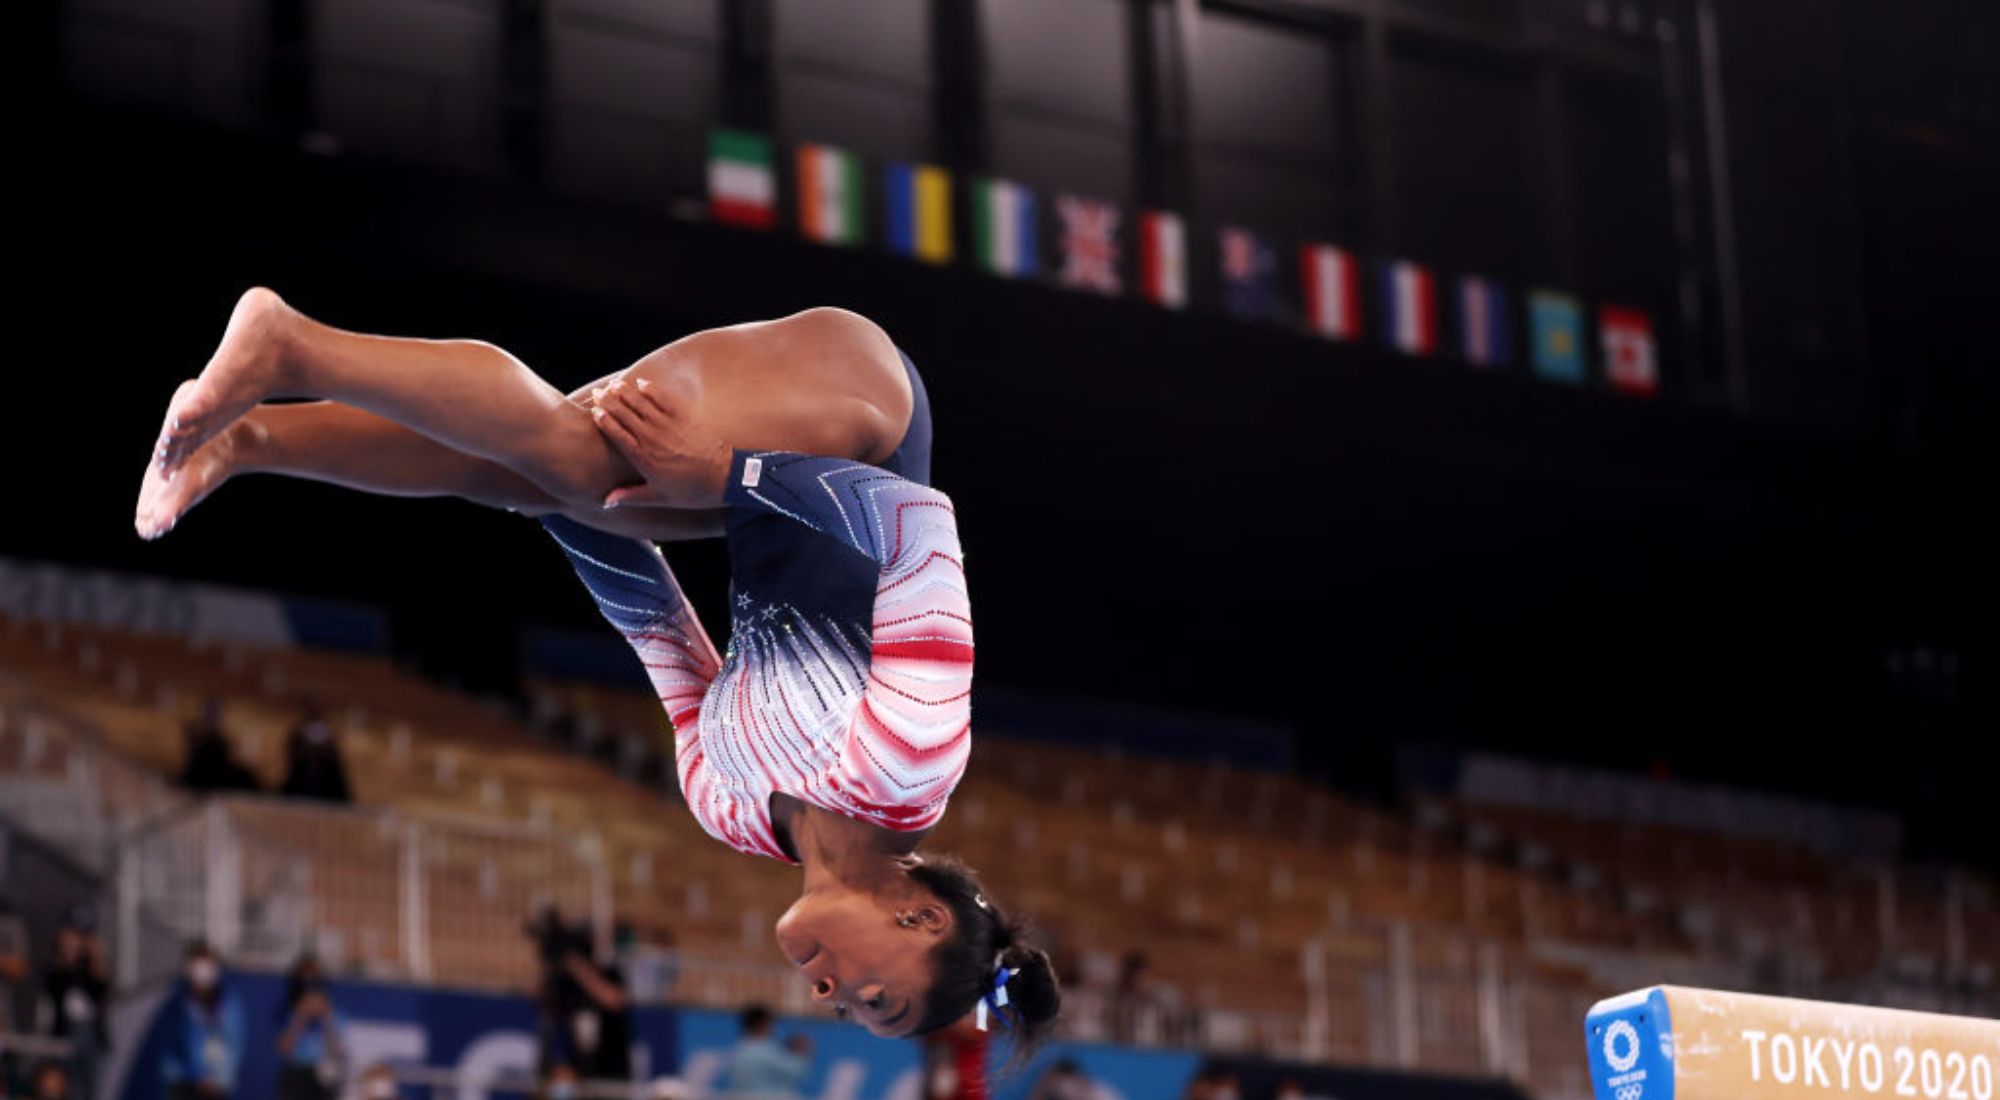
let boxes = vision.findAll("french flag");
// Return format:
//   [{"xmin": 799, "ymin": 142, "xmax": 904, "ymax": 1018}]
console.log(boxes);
[
  {"xmin": 1300, "ymin": 243, "xmax": 1360, "ymax": 340},
  {"xmin": 1456, "ymin": 276, "xmax": 1512, "ymax": 367},
  {"xmin": 1381, "ymin": 260, "xmax": 1438, "ymax": 356}
]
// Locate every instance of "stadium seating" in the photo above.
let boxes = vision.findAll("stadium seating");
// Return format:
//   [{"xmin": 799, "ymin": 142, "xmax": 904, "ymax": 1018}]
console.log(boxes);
[{"xmin": 1, "ymin": 610, "xmax": 1993, "ymax": 1100}]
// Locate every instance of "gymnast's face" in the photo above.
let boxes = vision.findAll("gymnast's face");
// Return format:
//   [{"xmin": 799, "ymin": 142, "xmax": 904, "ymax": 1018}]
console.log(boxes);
[{"xmin": 775, "ymin": 886, "xmax": 953, "ymax": 1038}]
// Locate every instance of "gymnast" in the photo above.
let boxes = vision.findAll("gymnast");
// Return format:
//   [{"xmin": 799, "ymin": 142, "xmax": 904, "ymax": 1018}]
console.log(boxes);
[{"xmin": 136, "ymin": 288, "xmax": 1059, "ymax": 1044}]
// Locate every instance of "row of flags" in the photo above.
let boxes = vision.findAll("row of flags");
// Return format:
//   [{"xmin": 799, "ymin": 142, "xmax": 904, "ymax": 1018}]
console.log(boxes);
[{"xmin": 707, "ymin": 129, "xmax": 1661, "ymax": 397}]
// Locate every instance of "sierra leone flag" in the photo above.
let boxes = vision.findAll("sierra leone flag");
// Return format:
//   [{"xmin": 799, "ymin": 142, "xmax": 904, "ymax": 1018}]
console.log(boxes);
[
  {"xmin": 707, "ymin": 128, "xmax": 776, "ymax": 230},
  {"xmin": 796, "ymin": 143, "xmax": 863, "ymax": 246},
  {"xmin": 972, "ymin": 177, "xmax": 1038, "ymax": 278}
]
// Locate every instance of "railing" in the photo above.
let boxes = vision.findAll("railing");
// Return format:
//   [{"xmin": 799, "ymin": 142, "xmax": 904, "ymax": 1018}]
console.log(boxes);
[
  {"xmin": 0, "ymin": 699, "xmax": 187, "ymax": 873},
  {"xmin": 0, "ymin": 1032, "xmax": 74, "ymax": 1062},
  {"xmin": 0, "ymin": 700, "xmax": 611, "ymax": 995}
]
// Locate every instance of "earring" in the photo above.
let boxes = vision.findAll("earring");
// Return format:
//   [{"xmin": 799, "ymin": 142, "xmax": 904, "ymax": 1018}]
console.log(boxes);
[{"xmin": 896, "ymin": 912, "xmax": 920, "ymax": 928}]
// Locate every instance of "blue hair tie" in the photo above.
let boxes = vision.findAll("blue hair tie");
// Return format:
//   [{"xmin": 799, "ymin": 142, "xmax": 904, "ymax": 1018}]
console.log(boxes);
[{"xmin": 974, "ymin": 960, "xmax": 1018, "ymax": 1032}]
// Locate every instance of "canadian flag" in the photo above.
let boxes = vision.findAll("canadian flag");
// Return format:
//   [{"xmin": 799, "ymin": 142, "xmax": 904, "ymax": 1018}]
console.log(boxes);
[
  {"xmin": 1600, "ymin": 306, "xmax": 1658, "ymax": 396},
  {"xmin": 1300, "ymin": 243, "xmax": 1360, "ymax": 340}
]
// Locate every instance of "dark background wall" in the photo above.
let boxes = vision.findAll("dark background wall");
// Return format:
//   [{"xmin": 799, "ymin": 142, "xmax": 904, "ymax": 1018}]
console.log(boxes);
[{"xmin": 13, "ymin": 0, "xmax": 1996, "ymax": 865}]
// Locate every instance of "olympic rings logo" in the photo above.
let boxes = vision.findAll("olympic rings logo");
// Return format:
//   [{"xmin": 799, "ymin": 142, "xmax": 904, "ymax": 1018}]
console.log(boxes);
[
  {"xmin": 1605, "ymin": 1019, "xmax": 1643, "ymax": 1073},
  {"xmin": 1615, "ymin": 1085, "xmax": 1645, "ymax": 1100}
]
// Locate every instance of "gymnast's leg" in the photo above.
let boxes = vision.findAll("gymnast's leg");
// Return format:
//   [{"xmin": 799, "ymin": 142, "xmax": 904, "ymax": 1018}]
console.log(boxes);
[
  {"xmin": 135, "ymin": 398, "xmax": 724, "ymax": 542},
  {"xmin": 149, "ymin": 288, "xmax": 632, "ymax": 510}
]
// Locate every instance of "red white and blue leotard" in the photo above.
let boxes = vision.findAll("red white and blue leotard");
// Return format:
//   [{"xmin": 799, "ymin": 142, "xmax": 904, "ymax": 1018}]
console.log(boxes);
[{"xmin": 540, "ymin": 363, "xmax": 970, "ymax": 862}]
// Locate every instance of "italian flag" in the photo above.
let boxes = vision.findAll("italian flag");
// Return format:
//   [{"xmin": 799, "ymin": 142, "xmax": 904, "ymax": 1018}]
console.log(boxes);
[
  {"xmin": 972, "ymin": 178, "xmax": 1038, "ymax": 278},
  {"xmin": 1137, "ymin": 211, "xmax": 1187, "ymax": 308},
  {"xmin": 1381, "ymin": 259, "xmax": 1438, "ymax": 356},
  {"xmin": 1300, "ymin": 243, "xmax": 1360, "ymax": 340},
  {"xmin": 708, "ymin": 128, "xmax": 775, "ymax": 229},
  {"xmin": 796, "ymin": 143, "xmax": 863, "ymax": 246}
]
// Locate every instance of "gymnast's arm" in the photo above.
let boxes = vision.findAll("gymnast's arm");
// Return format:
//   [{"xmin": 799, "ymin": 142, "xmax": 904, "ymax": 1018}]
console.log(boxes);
[{"xmin": 539, "ymin": 514, "xmax": 723, "ymax": 733}]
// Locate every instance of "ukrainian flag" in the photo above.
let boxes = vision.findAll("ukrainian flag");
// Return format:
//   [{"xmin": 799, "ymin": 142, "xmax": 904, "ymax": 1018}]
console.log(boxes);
[{"xmin": 885, "ymin": 162, "xmax": 953, "ymax": 264}]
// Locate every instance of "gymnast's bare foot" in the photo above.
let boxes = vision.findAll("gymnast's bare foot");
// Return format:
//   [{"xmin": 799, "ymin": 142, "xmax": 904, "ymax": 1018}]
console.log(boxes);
[
  {"xmin": 136, "ymin": 408, "xmax": 267, "ymax": 540},
  {"xmin": 153, "ymin": 287, "xmax": 293, "ymax": 475}
]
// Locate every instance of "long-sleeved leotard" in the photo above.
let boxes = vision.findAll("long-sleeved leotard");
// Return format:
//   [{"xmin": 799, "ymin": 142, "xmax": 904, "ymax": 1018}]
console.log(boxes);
[{"xmin": 542, "ymin": 449, "xmax": 972, "ymax": 862}]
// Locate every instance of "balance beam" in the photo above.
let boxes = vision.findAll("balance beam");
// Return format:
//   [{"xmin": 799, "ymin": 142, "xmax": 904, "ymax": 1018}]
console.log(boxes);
[{"xmin": 1585, "ymin": 985, "xmax": 1999, "ymax": 1100}]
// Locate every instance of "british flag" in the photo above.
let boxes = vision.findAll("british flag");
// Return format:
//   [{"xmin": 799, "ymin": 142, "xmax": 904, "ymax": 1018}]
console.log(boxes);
[{"xmin": 1057, "ymin": 195, "xmax": 1123, "ymax": 296}]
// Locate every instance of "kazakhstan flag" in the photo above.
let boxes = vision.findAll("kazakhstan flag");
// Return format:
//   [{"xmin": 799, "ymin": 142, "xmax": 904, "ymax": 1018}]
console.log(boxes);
[{"xmin": 1530, "ymin": 289, "xmax": 1586, "ymax": 384}]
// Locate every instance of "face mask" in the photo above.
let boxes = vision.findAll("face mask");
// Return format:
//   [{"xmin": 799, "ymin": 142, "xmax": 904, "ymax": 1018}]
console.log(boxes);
[
  {"xmin": 550, "ymin": 1084, "xmax": 579, "ymax": 1100},
  {"xmin": 188, "ymin": 959, "xmax": 220, "ymax": 989}
]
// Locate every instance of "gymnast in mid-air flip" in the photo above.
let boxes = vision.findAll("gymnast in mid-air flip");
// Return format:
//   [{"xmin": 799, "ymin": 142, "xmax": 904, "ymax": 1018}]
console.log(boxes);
[{"xmin": 136, "ymin": 288, "xmax": 1059, "ymax": 1045}]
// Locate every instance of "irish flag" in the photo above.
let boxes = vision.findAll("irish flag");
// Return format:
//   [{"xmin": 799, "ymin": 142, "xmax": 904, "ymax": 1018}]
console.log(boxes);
[
  {"xmin": 886, "ymin": 162, "xmax": 953, "ymax": 264},
  {"xmin": 972, "ymin": 177, "xmax": 1038, "ymax": 278},
  {"xmin": 708, "ymin": 128, "xmax": 775, "ymax": 229},
  {"xmin": 1137, "ymin": 211, "xmax": 1187, "ymax": 308},
  {"xmin": 1600, "ymin": 305, "xmax": 1658, "ymax": 396},
  {"xmin": 796, "ymin": 143, "xmax": 863, "ymax": 245},
  {"xmin": 1300, "ymin": 242, "xmax": 1360, "ymax": 340},
  {"xmin": 1380, "ymin": 259, "xmax": 1438, "ymax": 356}
]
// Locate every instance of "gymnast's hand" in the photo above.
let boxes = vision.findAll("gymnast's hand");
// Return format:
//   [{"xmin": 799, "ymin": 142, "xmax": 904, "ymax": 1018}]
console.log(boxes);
[{"xmin": 590, "ymin": 375, "xmax": 732, "ymax": 509}]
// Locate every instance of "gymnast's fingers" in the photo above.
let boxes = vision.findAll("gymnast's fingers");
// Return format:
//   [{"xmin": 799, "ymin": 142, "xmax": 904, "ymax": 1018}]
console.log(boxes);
[
  {"xmin": 592, "ymin": 404, "xmax": 643, "ymax": 453},
  {"xmin": 630, "ymin": 379, "xmax": 678, "ymax": 424}
]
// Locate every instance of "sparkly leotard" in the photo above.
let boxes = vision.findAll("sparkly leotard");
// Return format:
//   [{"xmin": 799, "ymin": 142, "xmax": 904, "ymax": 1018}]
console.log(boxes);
[{"xmin": 542, "ymin": 353, "xmax": 969, "ymax": 862}]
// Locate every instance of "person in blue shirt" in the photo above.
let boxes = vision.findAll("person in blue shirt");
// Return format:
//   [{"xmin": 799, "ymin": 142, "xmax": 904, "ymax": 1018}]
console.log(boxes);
[
  {"xmin": 160, "ymin": 941, "xmax": 245, "ymax": 1100},
  {"xmin": 724, "ymin": 1005, "xmax": 812, "ymax": 1098},
  {"xmin": 275, "ymin": 955, "xmax": 345, "ymax": 1100}
]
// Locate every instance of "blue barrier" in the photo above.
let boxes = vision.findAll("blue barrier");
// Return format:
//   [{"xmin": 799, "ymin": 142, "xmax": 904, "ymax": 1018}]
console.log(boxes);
[{"xmin": 113, "ymin": 971, "xmax": 1203, "ymax": 1100}]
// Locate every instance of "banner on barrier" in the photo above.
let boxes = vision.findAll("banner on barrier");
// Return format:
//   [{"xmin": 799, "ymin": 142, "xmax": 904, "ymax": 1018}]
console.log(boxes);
[{"xmin": 111, "ymin": 971, "xmax": 1212, "ymax": 1100}]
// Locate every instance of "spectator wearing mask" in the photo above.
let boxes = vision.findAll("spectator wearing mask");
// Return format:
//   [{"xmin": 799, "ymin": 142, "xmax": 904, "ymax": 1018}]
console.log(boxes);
[
  {"xmin": 160, "ymin": 942, "xmax": 245, "ymax": 1100},
  {"xmin": 920, "ymin": 1014, "xmax": 990, "ymax": 1100},
  {"xmin": 278, "ymin": 706, "xmax": 351, "ymax": 804},
  {"xmin": 1027, "ymin": 1058, "xmax": 1095, "ymax": 1100},
  {"xmin": 179, "ymin": 700, "xmax": 258, "ymax": 794},
  {"xmin": 35, "ymin": 910, "xmax": 109, "ymax": 1100},
  {"xmin": 275, "ymin": 955, "xmax": 344, "ymax": 1100},
  {"xmin": 723, "ymin": 1006, "xmax": 810, "ymax": 1098}
]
